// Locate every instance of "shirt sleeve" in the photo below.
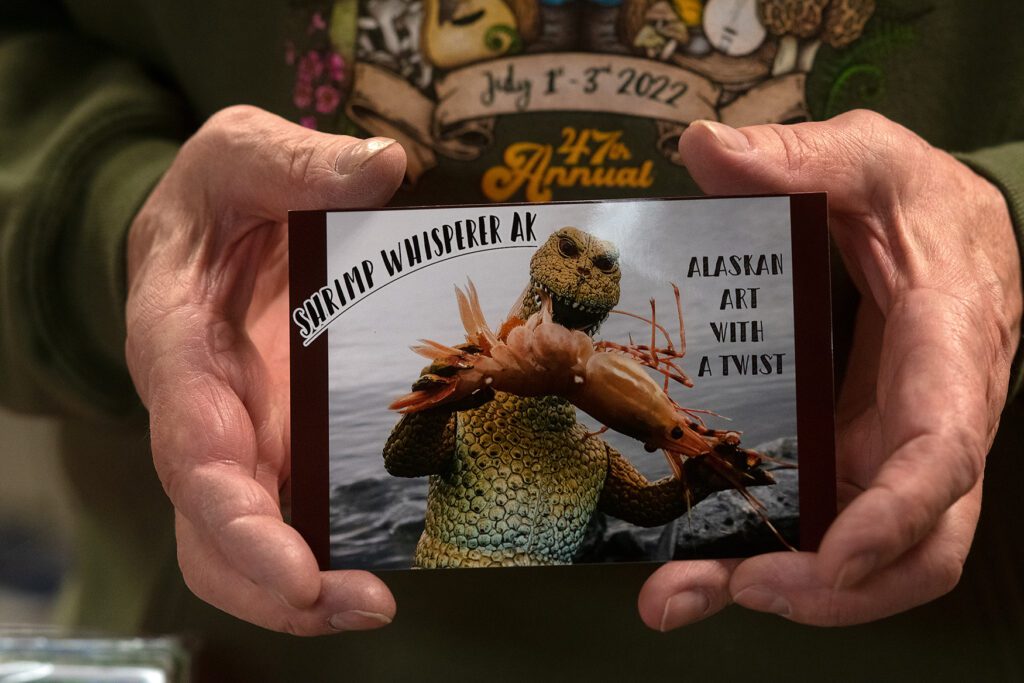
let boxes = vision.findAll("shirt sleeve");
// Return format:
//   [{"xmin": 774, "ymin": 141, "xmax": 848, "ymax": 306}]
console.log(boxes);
[
  {"xmin": 958, "ymin": 141, "xmax": 1024, "ymax": 400},
  {"xmin": 0, "ymin": 17, "xmax": 187, "ymax": 419}
]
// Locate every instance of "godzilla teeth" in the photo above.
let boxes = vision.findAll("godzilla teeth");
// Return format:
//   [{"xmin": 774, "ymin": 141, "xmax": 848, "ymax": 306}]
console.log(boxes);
[{"xmin": 529, "ymin": 281, "xmax": 606, "ymax": 326}]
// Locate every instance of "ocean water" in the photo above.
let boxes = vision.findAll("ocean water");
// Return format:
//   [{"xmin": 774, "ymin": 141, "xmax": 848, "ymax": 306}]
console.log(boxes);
[{"xmin": 325, "ymin": 198, "xmax": 802, "ymax": 568}]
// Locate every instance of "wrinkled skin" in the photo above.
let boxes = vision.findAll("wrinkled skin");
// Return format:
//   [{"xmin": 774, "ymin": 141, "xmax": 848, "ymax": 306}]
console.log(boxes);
[
  {"xmin": 384, "ymin": 227, "xmax": 771, "ymax": 567},
  {"xmin": 125, "ymin": 105, "xmax": 1021, "ymax": 636},
  {"xmin": 126, "ymin": 106, "xmax": 407, "ymax": 635},
  {"xmin": 639, "ymin": 111, "xmax": 1021, "ymax": 631}
]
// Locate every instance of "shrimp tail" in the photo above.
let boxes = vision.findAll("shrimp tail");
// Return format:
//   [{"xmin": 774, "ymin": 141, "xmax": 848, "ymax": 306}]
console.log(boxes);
[{"xmin": 388, "ymin": 379, "xmax": 460, "ymax": 413}]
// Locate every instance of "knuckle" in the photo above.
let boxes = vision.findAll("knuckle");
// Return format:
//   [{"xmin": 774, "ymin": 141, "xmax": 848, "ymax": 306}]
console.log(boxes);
[
  {"xmin": 834, "ymin": 109, "xmax": 907, "ymax": 150},
  {"xmin": 832, "ymin": 109, "xmax": 928, "ymax": 184},
  {"xmin": 151, "ymin": 424, "xmax": 189, "ymax": 502},
  {"xmin": 202, "ymin": 105, "xmax": 267, "ymax": 135},
  {"xmin": 186, "ymin": 105, "xmax": 274, "ymax": 168},
  {"xmin": 871, "ymin": 476, "xmax": 932, "ymax": 548},
  {"xmin": 177, "ymin": 547, "xmax": 213, "ymax": 605},
  {"xmin": 179, "ymin": 566, "xmax": 204, "ymax": 602},
  {"xmin": 941, "ymin": 426, "xmax": 986, "ymax": 494},
  {"xmin": 932, "ymin": 553, "xmax": 965, "ymax": 596},
  {"xmin": 837, "ymin": 108, "xmax": 889, "ymax": 130},
  {"xmin": 894, "ymin": 494, "xmax": 933, "ymax": 548}
]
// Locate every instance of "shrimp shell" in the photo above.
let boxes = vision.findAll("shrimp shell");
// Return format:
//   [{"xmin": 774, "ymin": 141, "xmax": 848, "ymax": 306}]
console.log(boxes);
[{"xmin": 391, "ymin": 281, "xmax": 711, "ymax": 457}]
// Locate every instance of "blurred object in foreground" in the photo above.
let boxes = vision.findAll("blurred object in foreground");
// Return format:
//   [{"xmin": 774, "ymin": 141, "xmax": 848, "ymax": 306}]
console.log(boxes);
[
  {"xmin": 0, "ymin": 632, "xmax": 189, "ymax": 682},
  {"xmin": 0, "ymin": 409, "xmax": 75, "ymax": 629}
]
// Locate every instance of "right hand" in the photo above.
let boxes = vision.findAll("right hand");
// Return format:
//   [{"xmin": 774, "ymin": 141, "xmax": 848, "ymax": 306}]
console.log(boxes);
[
  {"xmin": 125, "ymin": 106, "xmax": 406, "ymax": 635},
  {"xmin": 638, "ymin": 111, "xmax": 1020, "ymax": 631}
]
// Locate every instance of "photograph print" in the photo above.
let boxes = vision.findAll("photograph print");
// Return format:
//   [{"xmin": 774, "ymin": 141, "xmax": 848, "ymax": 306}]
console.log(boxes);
[{"xmin": 289, "ymin": 195, "xmax": 834, "ymax": 571}]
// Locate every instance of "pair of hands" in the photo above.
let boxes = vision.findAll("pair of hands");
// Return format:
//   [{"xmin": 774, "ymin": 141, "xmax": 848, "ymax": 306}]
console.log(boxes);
[{"xmin": 125, "ymin": 106, "xmax": 1020, "ymax": 635}]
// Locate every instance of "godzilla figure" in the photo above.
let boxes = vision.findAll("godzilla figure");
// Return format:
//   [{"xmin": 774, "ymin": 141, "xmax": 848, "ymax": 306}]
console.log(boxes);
[{"xmin": 383, "ymin": 226, "xmax": 772, "ymax": 568}]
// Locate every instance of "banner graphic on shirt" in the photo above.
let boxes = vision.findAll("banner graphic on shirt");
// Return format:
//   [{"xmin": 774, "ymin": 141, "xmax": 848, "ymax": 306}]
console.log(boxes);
[
  {"xmin": 348, "ymin": 59, "xmax": 806, "ymax": 184},
  {"xmin": 339, "ymin": 0, "xmax": 876, "ymax": 196}
]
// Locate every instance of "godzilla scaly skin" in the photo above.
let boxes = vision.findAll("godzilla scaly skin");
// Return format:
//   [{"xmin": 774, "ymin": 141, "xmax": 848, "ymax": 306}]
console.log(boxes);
[{"xmin": 382, "ymin": 227, "xmax": 770, "ymax": 567}]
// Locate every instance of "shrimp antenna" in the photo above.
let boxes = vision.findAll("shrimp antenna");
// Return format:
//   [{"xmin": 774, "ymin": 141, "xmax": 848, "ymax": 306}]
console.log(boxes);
[
  {"xmin": 671, "ymin": 283, "xmax": 686, "ymax": 357},
  {"xmin": 703, "ymin": 453, "xmax": 796, "ymax": 552}
]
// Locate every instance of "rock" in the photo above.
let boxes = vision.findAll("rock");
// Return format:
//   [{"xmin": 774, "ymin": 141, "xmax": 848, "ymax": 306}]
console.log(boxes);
[
  {"xmin": 574, "ymin": 514, "xmax": 666, "ymax": 564},
  {"xmin": 754, "ymin": 435, "xmax": 799, "ymax": 466},
  {"xmin": 656, "ymin": 436, "xmax": 800, "ymax": 558},
  {"xmin": 330, "ymin": 436, "xmax": 801, "ymax": 568},
  {"xmin": 579, "ymin": 435, "xmax": 801, "ymax": 563},
  {"xmin": 656, "ymin": 468, "xmax": 799, "ymax": 559}
]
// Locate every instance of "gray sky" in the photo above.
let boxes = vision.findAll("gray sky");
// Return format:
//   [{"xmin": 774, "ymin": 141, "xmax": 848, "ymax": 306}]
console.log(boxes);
[{"xmin": 323, "ymin": 197, "xmax": 797, "ymax": 482}]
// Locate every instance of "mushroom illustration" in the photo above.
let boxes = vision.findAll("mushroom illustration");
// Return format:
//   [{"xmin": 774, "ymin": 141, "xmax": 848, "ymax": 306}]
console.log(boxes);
[
  {"xmin": 647, "ymin": 1, "xmax": 690, "ymax": 59},
  {"xmin": 621, "ymin": 0, "xmax": 694, "ymax": 59},
  {"xmin": 366, "ymin": 0, "xmax": 408, "ymax": 57},
  {"xmin": 821, "ymin": 0, "xmax": 875, "ymax": 49},
  {"xmin": 758, "ymin": 0, "xmax": 874, "ymax": 75},
  {"xmin": 399, "ymin": 0, "xmax": 433, "ymax": 89},
  {"xmin": 633, "ymin": 24, "xmax": 667, "ymax": 58}
]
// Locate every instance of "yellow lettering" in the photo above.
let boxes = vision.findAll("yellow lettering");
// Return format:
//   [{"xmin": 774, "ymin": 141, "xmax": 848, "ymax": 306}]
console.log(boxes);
[
  {"xmin": 481, "ymin": 142, "xmax": 552, "ymax": 203},
  {"xmin": 481, "ymin": 128, "xmax": 656, "ymax": 202}
]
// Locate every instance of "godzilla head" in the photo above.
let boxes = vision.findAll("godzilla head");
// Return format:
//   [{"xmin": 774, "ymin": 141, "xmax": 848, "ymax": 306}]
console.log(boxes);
[{"xmin": 525, "ymin": 226, "xmax": 621, "ymax": 334}]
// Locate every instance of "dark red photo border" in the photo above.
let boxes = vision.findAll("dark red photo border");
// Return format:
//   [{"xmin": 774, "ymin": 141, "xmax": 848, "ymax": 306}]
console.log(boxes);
[
  {"xmin": 290, "ymin": 194, "xmax": 835, "ymax": 570},
  {"xmin": 289, "ymin": 210, "xmax": 329, "ymax": 566}
]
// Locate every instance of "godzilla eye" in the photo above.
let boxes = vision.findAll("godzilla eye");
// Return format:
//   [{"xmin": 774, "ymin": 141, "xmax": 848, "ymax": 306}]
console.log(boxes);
[
  {"xmin": 671, "ymin": 426, "xmax": 684, "ymax": 439},
  {"xmin": 557, "ymin": 236, "xmax": 580, "ymax": 258},
  {"xmin": 592, "ymin": 254, "xmax": 616, "ymax": 273}
]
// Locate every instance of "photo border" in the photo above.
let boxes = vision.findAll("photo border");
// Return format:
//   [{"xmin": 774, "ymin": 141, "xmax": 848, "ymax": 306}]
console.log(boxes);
[{"xmin": 290, "ymin": 194, "xmax": 835, "ymax": 570}]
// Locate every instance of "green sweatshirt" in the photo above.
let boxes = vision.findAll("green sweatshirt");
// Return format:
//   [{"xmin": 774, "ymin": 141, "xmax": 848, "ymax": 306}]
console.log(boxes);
[{"xmin": 2, "ymin": 1, "xmax": 1023, "ymax": 680}]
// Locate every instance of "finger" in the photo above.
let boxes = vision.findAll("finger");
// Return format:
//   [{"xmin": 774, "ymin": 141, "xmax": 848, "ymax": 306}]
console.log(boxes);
[
  {"xmin": 188, "ymin": 105, "xmax": 407, "ymax": 221},
  {"xmin": 145, "ymin": 350, "xmax": 328, "ymax": 607},
  {"xmin": 818, "ymin": 290, "xmax": 991, "ymax": 588},
  {"xmin": 678, "ymin": 111, "xmax": 928, "ymax": 308},
  {"xmin": 177, "ymin": 515, "xmax": 395, "ymax": 635},
  {"xmin": 730, "ymin": 485, "xmax": 980, "ymax": 625},
  {"xmin": 637, "ymin": 559, "xmax": 741, "ymax": 631},
  {"xmin": 141, "ymin": 319, "xmax": 319, "ymax": 606},
  {"xmin": 678, "ymin": 110, "xmax": 924, "ymax": 212}
]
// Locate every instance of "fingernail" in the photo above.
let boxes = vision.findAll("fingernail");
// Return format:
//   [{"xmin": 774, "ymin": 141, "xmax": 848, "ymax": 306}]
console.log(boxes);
[
  {"xmin": 834, "ymin": 553, "xmax": 877, "ymax": 590},
  {"xmin": 328, "ymin": 609, "xmax": 393, "ymax": 632},
  {"xmin": 733, "ymin": 586, "xmax": 791, "ymax": 616},
  {"xmin": 659, "ymin": 590, "xmax": 710, "ymax": 632},
  {"xmin": 697, "ymin": 120, "xmax": 749, "ymax": 153},
  {"xmin": 335, "ymin": 137, "xmax": 396, "ymax": 174}
]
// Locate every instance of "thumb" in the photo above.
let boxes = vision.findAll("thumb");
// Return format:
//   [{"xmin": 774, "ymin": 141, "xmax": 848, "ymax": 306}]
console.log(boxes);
[
  {"xmin": 679, "ymin": 110, "xmax": 927, "ymax": 216},
  {"xmin": 190, "ymin": 105, "xmax": 407, "ymax": 220}
]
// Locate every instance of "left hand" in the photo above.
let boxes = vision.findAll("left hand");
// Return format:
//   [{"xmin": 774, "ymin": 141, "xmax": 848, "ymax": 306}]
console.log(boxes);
[
  {"xmin": 638, "ymin": 110, "xmax": 1021, "ymax": 629},
  {"xmin": 125, "ymin": 106, "xmax": 407, "ymax": 634}
]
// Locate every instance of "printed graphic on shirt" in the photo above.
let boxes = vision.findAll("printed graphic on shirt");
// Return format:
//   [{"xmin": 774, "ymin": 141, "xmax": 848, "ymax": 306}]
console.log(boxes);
[
  {"xmin": 304, "ymin": 0, "xmax": 880, "ymax": 200},
  {"xmin": 285, "ymin": 7, "xmax": 350, "ymax": 130}
]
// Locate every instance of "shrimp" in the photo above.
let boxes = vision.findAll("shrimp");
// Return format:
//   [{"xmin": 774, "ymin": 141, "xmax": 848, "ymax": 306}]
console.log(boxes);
[{"xmin": 390, "ymin": 280, "xmax": 793, "ymax": 548}]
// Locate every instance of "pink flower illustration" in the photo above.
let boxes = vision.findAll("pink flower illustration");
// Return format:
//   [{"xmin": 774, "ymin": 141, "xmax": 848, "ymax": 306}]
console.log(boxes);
[
  {"xmin": 327, "ymin": 52, "xmax": 346, "ymax": 83},
  {"xmin": 315, "ymin": 84, "xmax": 341, "ymax": 114},
  {"xmin": 297, "ymin": 50, "xmax": 324, "ymax": 81},
  {"xmin": 309, "ymin": 11, "xmax": 327, "ymax": 33},
  {"xmin": 300, "ymin": 115, "xmax": 318, "ymax": 129},
  {"xmin": 293, "ymin": 80, "xmax": 314, "ymax": 109}
]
